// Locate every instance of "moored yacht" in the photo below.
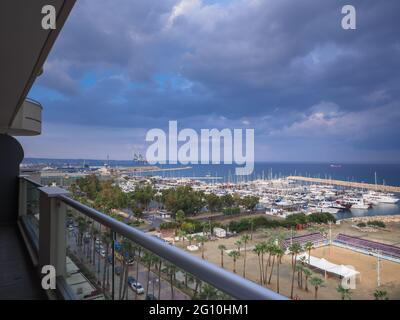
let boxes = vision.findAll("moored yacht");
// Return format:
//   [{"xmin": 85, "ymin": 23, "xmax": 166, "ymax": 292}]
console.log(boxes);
[{"xmin": 363, "ymin": 191, "xmax": 399, "ymax": 204}]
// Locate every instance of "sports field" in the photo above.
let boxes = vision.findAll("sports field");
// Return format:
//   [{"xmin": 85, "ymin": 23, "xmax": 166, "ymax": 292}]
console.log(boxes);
[{"xmin": 182, "ymin": 220, "xmax": 400, "ymax": 300}]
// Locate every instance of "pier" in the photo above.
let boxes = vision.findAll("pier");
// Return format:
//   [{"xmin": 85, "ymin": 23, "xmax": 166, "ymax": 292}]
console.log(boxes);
[{"xmin": 287, "ymin": 176, "xmax": 400, "ymax": 193}]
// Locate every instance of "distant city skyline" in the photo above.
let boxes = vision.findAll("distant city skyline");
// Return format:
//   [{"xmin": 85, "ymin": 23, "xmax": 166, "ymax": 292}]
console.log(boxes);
[{"xmin": 18, "ymin": 0, "xmax": 400, "ymax": 163}]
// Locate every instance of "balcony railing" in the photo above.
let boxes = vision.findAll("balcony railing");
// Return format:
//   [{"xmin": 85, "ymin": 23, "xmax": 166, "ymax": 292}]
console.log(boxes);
[{"xmin": 18, "ymin": 176, "xmax": 286, "ymax": 300}]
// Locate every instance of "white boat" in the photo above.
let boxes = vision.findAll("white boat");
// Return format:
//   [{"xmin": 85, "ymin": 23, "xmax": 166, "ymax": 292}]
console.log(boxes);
[
  {"xmin": 343, "ymin": 197, "xmax": 371, "ymax": 210},
  {"xmin": 363, "ymin": 191, "xmax": 399, "ymax": 204},
  {"xmin": 313, "ymin": 201, "xmax": 341, "ymax": 214},
  {"xmin": 351, "ymin": 202, "xmax": 370, "ymax": 210}
]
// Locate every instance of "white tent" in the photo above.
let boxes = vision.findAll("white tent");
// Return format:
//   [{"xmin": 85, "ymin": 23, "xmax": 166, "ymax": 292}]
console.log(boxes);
[{"xmin": 298, "ymin": 254, "xmax": 360, "ymax": 280}]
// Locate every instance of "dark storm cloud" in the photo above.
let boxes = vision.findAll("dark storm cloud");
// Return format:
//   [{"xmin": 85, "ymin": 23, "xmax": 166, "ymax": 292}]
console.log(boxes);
[{"xmin": 23, "ymin": 0, "xmax": 400, "ymax": 161}]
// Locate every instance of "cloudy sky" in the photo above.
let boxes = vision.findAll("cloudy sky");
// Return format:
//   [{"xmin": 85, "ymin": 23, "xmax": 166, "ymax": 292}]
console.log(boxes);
[{"xmin": 19, "ymin": 0, "xmax": 400, "ymax": 163}]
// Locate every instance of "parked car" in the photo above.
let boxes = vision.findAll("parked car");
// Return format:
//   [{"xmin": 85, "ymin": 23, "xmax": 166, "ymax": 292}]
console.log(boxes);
[
  {"xmin": 99, "ymin": 249, "xmax": 106, "ymax": 258},
  {"xmin": 127, "ymin": 276, "xmax": 136, "ymax": 285},
  {"xmin": 114, "ymin": 266, "xmax": 122, "ymax": 275},
  {"xmin": 107, "ymin": 255, "xmax": 113, "ymax": 264},
  {"xmin": 130, "ymin": 282, "xmax": 144, "ymax": 294}
]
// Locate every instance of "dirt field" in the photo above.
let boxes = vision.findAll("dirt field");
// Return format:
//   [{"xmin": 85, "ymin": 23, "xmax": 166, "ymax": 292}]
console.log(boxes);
[
  {"xmin": 177, "ymin": 221, "xmax": 400, "ymax": 300},
  {"xmin": 310, "ymin": 245, "xmax": 400, "ymax": 299}
]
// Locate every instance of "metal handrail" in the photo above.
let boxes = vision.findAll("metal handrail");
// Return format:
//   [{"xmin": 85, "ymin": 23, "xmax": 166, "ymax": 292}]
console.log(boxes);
[
  {"xmin": 19, "ymin": 176, "xmax": 285, "ymax": 300},
  {"xmin": 25, "ymin": 97, "xmax": 43, "ymax": 108},
  {"xmin": 21, "ymin": 176, "xmax": 43, "ymax": 187},
  {"xmin": 59, "ymin": 194, "xmax": 286, "ymax": 300}
]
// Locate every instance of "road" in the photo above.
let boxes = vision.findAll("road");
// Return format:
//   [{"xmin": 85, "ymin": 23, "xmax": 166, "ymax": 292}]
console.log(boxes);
[{"xmin": 66, "ymin": 229, "xmax": 190, "ymax": 300}]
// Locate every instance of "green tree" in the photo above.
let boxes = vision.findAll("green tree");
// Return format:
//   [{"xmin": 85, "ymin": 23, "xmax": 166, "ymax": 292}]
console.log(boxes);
[
  {"xmin": 373, "ymin": 290, "xmax": 388, "ymax": 300},
  {"xmin": 268, "ymin": 245, "xmax": 278, "ymax": 285},
  {"xmin": 337, "ymin": 284, "xmax": 352, "ymax": 300},
  {"xmin": 228, "ymin": 250, "xmax": 240, "ymax": 274},
  {"xmin": 161, "ymin": 186, "xmax": 204, "ymax": 215},
  {"xmin": 196, "ymin": 235, "xmax": 207, "ymax": 259},
  {"xmin": 275, "ymin": 246, "xmax": 285, "ymax": 293},
  {"xmin": 289, "ymin": 242, "xmax": 303, "ymax": 299},
  {"xmin": 186, "ymin": 235, "xmax": 194, "ymax": 246},
  {"xmin": 303, "ymin": 268, "xmax": 312, "ymax": 292},
  {"xmin": 175, "ymin": 209, "xmax": 186, "ymax": 225},
  {"xmin": 241, "ymin": 234, "xmax": 250, "ymax": 278},
  {"xmin": 205, "ymin": 193, "xmax": 223, "ymax": 212},
  {"xmin": 143, "ymin": 251, "xmax": 154, "ymax": 297},
  {"xmin": 221, "ymin": 194, "xmax": 235, "ymax": 208},
  {"xmin": 235, "ymin": 240, "xmax": 242, "ymax": 254},
  {"xmin": 310, "ymin": 277, "xmax": 324, "ymax": 300},
  {"xmin": 198, "ymin": 284, "xmax": 220, "ymax": 300},
  {"xmin": 304, "ymin": 241, "xmax": 314, "ymax": 264},
  {"xmin": 218, "ymin": 244, "xmax": 227, "ymax": 268},
  {"xmin": 120, "ymin": 239, "xmax": 133, "ymax": 300},
  {"xmin": 296, "ymin": 264, "xmax": 304, "ymax": 289},
  {"xmin": 253, "ymin": 244, "xmax": 264, "ymax": 284},
  {"xmin": 240, "ymin": 195, "xmax": 260, "ymax": 210}
]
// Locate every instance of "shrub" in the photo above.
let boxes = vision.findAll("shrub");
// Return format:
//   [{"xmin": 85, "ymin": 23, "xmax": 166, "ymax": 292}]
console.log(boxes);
[
  {"xmin": 367, "ymin": 220, "xmax": 386, "ymax": 228},
  {"xmin": 225, "ymin": 212, "xmax": 335, "ymax": 233},
  {"xmin": 223, "ymin": 207, "xmax": 241, "ymax": 216},
  {"xmin": 160, "ymin": 222, "xmax": 178, "ymax": 230},
  {"xmin": 357, "ymin": 222, "xmax": 367, "ymax": 228}
]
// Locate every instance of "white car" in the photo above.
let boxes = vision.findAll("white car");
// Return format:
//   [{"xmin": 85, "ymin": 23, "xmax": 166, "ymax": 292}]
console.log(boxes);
[
  {"xmin": 100, "ymin": 249, "xmax": 106, "ymax": 258},
  {"xmin": 131, "ymin": 282, "xmax": 144, "ymax": 294}
]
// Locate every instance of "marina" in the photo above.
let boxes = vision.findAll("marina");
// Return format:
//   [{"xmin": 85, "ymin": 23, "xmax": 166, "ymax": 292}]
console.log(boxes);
[
  {"xmin": 288, "ymin": 176, "xmax": 400, "ymax": 193},
  {"xmin": 22, "ymin": 160, "xmax": 400, "ymax": 220}
]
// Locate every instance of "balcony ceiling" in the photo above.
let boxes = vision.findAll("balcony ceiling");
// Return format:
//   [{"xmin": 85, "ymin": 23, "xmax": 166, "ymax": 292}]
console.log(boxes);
[{"xmin": 0, "ymin": 0, "xmax": 75, "ymax": 129}]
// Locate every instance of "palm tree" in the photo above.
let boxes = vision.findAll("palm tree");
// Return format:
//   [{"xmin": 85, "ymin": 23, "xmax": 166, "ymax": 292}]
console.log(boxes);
[
  {"xmin": 92, "ymin": 228, "xmax": 99, "ymax": 268},
  {"xmin": 298, "ymin": 256, "xmax": 307, "ymax": 288},
  {"xmin": 199, "ymin": 284, "xmax": 220, "ymax": 300},
  {"xmin": 289, "ymin": 242, "xmax": 302, "ymax": 299},
  {"xmin": 303, "ymin": 268, "xmax": 312, "ymax": 292},
  {"xmin": 264, "ymin": 241, "xmax": 274, "ymax": 285},
  {"xmin": 134, "ymin": 246, "xmax": 142, "ymax": 300},
  {"xmin": 253, "ymin": 244, "xmax": 264, "ymax": 284},
  {"xmin": 249, "ymin": 220, "xmax": 254, "ymax": 240},
  {"xmin": 193, "ymin": 278, "xmax": 202, "ymax": 298},
  {"xmin": 101, "ymin": 231, "xmax": 112, "ymax": 292},
  {"xmin": 178, "ymin": 230, "xmax": 187, "ymax": 246},
  {"xmin": 296, "ymin": 264, "xmax": 304, "ymax": 288},
  {"xmin": 235, "ymin": 240, "xmax": 242, "ymax": 254},
  {"xmin": 218, "ymin": 245, "xmax": 227, "ymax": 268},
  {"xmin": 373, "ymin": 289, "xmax": 388, "ymax": 300},
  {"xmin": 196, "ymin": 235, "xmax": 206, "ymax": 259},
  {"xmin": 275, "ymin": 246, "xmax": 284, "ymax": 293},
  {"xmin": 76, "ymin": 217, "xmax": 87, "ymax": 255},
  {"xmin": 120, "ymin": 239, "xmax": 132, "ymax": 300},
  {"xmin": 187, "ymin": 235, "xmax": 194, "ymax": 246},
  {"xmin": 337, "ymin": 284, "xmax": 352, "ymax": 300},
  {"xmin": 157, "ymin": 257, "xmax": 163, "ymax": 300},
  {"xmin": 260, "ymin": 241, "xmax": 268, "ymax": 285},
  {"xmin": 310, "ymin": 277, "xmax": 324, "ymax": 300},
  {"xmin": 143, "ymin": 251, "xmax": 154, "ymax": 297},
  {"xmin": 304, "ymin": 241, "xmax": 314, "ymax": 264},
  {"xmin": 228, "ymin": 250, "xmax": 240, "ymax": 274},
  {"xmin": 241, "ymin": 234, "xmax": 250, "ymax": 278},
  {"xmin": 165, "ymin": 263, "xmax": 176, "ymax": 299},
  {"xmin": 268, "ymin": 245, "xmax": 277, "ymax": 285}
]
